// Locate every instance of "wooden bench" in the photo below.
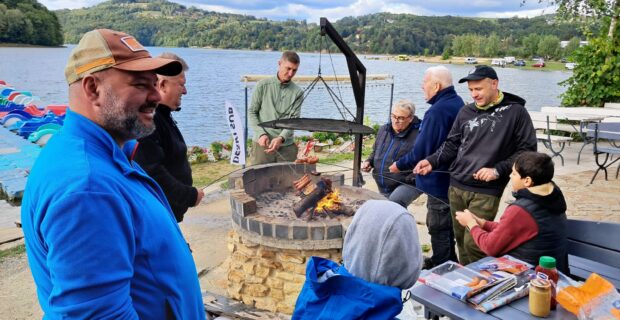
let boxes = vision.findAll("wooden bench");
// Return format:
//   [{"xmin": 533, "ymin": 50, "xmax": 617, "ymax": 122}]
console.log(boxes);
[
  {"xmin": 604, "ymin": 102, "xmax": 620, "ymax": 110},
  {"xmin": 530, "ymin": 111, "xmax": 573, "ymax": 165},
  {"xmin": 566, "ymin": 219, "xmax": 620, "ymax": 290},
  {"xmin": 542, "ymin": 106, "xmax": 620, "ymax": 118},
  {"xmin": 586, "ymin": 122, "xmax": 620, "ymax": 183}
]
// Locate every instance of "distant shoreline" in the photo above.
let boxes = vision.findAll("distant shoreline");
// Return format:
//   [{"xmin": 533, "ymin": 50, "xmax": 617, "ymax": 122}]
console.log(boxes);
[
  {"xmin": 369, "ymin": 54, "xmax": 571, "ymax": 72},
  {"xmin": 0, "ymin": 43, "xmax": 569, "ymax": 72},
  {"xmin": 0, "ymin": 43, "xmax": 66, "ymax": 48}
]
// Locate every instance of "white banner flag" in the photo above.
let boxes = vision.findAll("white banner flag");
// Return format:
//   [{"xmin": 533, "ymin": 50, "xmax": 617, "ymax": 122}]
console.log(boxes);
[{"xmin": 225, "ymin": 100, "xmax": 246, "ymax": 165}]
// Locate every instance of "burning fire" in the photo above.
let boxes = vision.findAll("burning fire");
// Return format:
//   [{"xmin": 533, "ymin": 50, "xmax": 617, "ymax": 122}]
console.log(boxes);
[{"xmin": 315, "ymin": 189, "xmax": 342, "ymax": 213}]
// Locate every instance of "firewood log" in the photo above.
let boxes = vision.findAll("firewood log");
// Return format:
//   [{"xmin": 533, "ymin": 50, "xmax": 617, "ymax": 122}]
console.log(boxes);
[{"xmin": 293, "ymin": 180, "xmax": 331, "ymax": 218}]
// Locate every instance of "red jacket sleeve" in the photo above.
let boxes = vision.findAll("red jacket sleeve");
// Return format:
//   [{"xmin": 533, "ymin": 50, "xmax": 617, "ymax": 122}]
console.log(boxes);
[{"xmin": 469, "ymin": 205, "xmax": 538, "ymax": 257}]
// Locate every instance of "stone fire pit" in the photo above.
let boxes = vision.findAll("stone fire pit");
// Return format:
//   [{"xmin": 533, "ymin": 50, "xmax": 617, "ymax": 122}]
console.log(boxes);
[{"xmin": 226, "ymin": 163, "xmax": 383, "ymax": 313}]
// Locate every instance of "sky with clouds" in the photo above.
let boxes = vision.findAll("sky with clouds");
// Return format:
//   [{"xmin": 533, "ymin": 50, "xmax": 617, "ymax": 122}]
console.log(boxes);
[{"xmin": 39, "ymin": 0, "xmax": 557, "ymax": 22}]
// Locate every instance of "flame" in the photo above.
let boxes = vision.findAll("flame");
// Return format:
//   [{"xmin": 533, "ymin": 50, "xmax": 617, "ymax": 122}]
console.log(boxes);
[{"xmin": 315, "ymin": 189, "xmax": 342, "ymax": 213}]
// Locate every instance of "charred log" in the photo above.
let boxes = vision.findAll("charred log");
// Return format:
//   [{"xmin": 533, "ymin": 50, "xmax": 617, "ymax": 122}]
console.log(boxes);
[{"xmin": 293, "ymin": 179, "xmax": 332, "ymax": 217}]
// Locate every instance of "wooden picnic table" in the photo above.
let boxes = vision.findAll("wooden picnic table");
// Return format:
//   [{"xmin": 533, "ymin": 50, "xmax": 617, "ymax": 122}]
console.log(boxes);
[{"xmin": 539, "ymin": 108, "xmax": 609, "ymax": 164}]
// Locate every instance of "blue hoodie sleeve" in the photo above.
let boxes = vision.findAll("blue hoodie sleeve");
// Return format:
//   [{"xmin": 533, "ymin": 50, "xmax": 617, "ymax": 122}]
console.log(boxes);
[
  {"xmin": 396, "ymin": 109, "xmax": 445, "ymax": 171},
  {"xmin": 39, "ymin": 192, "xmax": 139, "ymax": 319}
]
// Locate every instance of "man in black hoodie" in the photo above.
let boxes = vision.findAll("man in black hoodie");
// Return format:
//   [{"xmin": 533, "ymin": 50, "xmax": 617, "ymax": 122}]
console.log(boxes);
[
  {"xmin": 415, "ymin": 65, "xmax": 537, "ymax": 265},
  {"xmin": 135, "ymin": 53, "xmax": 204, "ymax": 222}
]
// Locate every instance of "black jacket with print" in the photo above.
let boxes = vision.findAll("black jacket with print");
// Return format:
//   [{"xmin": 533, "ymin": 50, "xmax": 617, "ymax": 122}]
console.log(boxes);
[{"xmin": 426, "ymin": 92, "xmax": 537, "ymax": 197}]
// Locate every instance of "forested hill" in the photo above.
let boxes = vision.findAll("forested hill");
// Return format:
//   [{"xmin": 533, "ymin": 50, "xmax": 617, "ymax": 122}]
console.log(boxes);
[
  {"xmin": 0, "ymin": 0, "xmax": 63, "ymax": 46},
  {"xmin": 55, "ymin": 0, "xmax": 583, "ymax": 55}
]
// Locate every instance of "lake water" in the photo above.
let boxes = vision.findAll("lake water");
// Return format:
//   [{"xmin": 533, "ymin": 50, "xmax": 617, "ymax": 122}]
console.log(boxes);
[{"xmin": 0, "ymin": 46, "xmax": 570, "ymax": 147}]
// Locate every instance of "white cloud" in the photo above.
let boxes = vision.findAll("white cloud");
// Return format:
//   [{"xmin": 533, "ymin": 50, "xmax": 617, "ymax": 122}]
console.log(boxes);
[
  {"xmin": 39, "ymin": 0, "xmax": 102, "ymax": 10},
  {"xmin": 476, "ymin": 6, "xmax": 558, "ymax": 18}
]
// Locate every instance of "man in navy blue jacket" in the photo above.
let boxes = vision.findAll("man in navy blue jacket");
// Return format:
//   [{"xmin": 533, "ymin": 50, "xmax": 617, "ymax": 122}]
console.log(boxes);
[{"xmin": 389, "ymin": 66, "xmax": 463, "ymax": 268}]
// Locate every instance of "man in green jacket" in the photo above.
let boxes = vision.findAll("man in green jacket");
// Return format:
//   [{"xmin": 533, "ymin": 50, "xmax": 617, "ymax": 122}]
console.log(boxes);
[{"xmin": 248, "ymin": 51, "xmax": 304, "ymax": 165}]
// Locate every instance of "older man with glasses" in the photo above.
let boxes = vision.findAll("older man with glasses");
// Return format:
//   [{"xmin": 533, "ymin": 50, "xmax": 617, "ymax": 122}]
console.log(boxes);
[{"xmin": 361, "ymin": 99, "xmax": 422, "ymax": 207}]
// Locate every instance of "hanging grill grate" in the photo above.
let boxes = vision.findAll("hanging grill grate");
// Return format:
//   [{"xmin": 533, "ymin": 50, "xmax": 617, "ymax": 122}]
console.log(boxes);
[{"xmin": 259, "ymin": 118, "xmax": 374, "ymax": 135}]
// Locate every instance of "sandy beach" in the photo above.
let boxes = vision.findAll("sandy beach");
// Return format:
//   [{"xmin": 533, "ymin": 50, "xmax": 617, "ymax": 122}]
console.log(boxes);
[{"xmin": 1, "ymin": 141, "xmax": 619, "ymax": 319}]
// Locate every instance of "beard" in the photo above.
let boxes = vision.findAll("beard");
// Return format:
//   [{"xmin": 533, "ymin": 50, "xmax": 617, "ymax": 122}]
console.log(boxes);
[{"xmin": 100, "ymin": 89, "xmax": 157, "ymax": 142}]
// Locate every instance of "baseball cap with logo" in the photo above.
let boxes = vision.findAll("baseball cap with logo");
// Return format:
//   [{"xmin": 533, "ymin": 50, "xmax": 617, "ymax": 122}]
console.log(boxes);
[
  {"xmin": 65, "ymin": 29, "xmax": 182, "ymax": 84},
  {"xmin": 458, "ymin": 65, "xmax": 498, "ymax": 83}
]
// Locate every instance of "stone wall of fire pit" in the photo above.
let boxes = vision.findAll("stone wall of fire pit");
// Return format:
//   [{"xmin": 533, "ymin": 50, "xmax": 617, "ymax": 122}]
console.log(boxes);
[{"xmin": 226, "ymin": 163, "xmax": 384, "ymax": 314}]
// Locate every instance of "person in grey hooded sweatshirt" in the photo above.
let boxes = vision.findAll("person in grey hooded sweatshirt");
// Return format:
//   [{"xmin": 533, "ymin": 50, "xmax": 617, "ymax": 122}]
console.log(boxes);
[
  {"xmin": 293, "ymin": 200, "xmax": 423, "ymax": 319},
  {"xmin": 344, "ymin": 200, "xmax": 423, "ymax": 289}
]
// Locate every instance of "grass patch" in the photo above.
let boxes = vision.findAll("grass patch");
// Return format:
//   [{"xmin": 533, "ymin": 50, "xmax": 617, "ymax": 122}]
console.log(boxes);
[
  {"xmin": 316, "ymin": 144, "xmax": 373, "ymax": 165},
  {"xmin": 0, "ymin": 244, "xmax": 26, "ymax": 262},
  {"xmin": 191, "ymin": 160, "xmax": 239, "ymax": 188},
  {"xmin": 517, "ymin": 60, "xmax": 567, "ymax": 72}
]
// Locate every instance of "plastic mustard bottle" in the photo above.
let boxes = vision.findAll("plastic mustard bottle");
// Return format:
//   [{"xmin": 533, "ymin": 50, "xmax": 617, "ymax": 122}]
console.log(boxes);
[
  {"xmin": 529, "ymin": 278, "xmax": 551, "ymax": 317},
  {"xmin": 535, "ymin": 256, "xmax": 559, "ymax": 310}
]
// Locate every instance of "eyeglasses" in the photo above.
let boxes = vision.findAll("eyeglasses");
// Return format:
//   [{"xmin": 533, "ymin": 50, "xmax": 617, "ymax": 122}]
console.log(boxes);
[{"xmin": 390, "ymin": 114, "xmax": 412, "ymax": 122}]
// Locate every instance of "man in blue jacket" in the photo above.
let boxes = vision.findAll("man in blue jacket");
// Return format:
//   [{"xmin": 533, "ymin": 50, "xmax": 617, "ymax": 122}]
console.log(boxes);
[
  {"xmin": 389, "ymin": 66, "xmax": 463, "ymax": 269},
  {"xmin": 21, "ymin": 29, "xmax": 205, "ymax": 319},
  {"xmin": 361, "ymin": 99, "xmax": 422, "ymax": 207}
]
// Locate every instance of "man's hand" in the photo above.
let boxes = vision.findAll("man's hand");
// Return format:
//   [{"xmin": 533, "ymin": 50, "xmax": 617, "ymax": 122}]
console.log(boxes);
[
  {"xmin": 388, "ymin": 162, "xmax": 400, "ymax": 173},
  {"xmin": 473, "ymin": 167, "xmax": 499, "ymax": 182},
  {"xmin": 361, "ymin": 160, "xmax": 372, "ymax": 172},
  {"xmin": 265, "ymin": 136, "xmax": 284, "ymax": 154},
  {"xmin": 258, "ymin": 134, "xmax": 270, "ymax": 148},
  {"xmin": 413, "ymin": 159, "xmax": 433, "ymax": 175},
  {"xmin": 455, "ymin": 209, "xmax": 479, "ymax": 230},
  {"xmin": 194, "ymin": 188, "xmax": 205, "ymax": 206}
]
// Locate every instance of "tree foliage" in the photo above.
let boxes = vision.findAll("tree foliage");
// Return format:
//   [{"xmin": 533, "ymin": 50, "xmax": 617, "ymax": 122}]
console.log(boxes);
[
  {"xmin": 544, "ymin": 0, "xmax": 620, "ymax": 106},
  {"xmin": 0, "ymin": 0, "xmax": 63, "ymax": 46},
  {"xmin": 563, "ymin": 36, "xmax": 581, "ymax": 56},
  {"xmin": 448, "ymin": 31, "xmax": 567, "ymax": 58},
  {"xmin": 538, "ymin": 35, "xmax": 561, "ymax": 59}
]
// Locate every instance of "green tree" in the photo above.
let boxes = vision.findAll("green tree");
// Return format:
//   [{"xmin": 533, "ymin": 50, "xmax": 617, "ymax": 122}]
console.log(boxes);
[
  {"xmin": 553, "ymin": 0, "xmax": 619, "ymax": 40},
  {"xmin": 522, "ymin": 33, "xmax": 541, "ymax": 57},
  {"xmin": 483, "ymin": 33, "xmax": 501, "ymax": 57},
  {"xmin": 563, "ymin": 36, "xmax": 581, "ymax": 57},
  {"xmin": 541, "ymin": 0, "xmax": 620, "ymax": 106},
  {"xmin": 560, "ymin": 37, "xmax": 620, "ymax": 106},
  {"xmin": 537, "ymin": 35, "xmax": 561, "ymax": 59},
  {"xmin": 0, "ymin": 0, "xmax": 63, "ymax": 45}
]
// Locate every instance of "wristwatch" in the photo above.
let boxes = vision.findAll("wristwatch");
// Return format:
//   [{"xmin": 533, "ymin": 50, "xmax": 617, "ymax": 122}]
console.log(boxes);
[{"xmin": 493, "ymin": 168, "xmax": 500, "ymax": 178}]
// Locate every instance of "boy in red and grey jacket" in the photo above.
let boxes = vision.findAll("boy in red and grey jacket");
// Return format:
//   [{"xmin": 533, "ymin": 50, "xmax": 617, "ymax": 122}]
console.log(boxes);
[{"xmin": 455, "ymin": 151, "xmax": 569, "ymax": 273}]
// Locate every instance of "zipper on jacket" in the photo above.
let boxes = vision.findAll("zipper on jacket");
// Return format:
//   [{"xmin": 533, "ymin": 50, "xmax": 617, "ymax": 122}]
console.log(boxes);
[{"xmin": 379, "ymin": 135, "xmax": 395, "ymax": 193}]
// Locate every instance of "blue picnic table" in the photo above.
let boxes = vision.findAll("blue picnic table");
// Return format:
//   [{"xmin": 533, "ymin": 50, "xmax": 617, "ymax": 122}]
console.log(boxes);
[
  {"xmin": 409, "ymin": 255, "xmax": 578, "ymax": 320},
  {"xmin": 410, "ymin": 283, "xmax": 576, "ymax": 319},
  {"xmin": 410, "ymin": 217, "xmax": 620, "ymax": 319}
]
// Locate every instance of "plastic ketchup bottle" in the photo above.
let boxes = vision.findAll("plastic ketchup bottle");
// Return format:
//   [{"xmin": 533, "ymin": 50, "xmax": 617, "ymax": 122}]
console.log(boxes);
[{"xmin": 535, "ymin": 256, "xmax": 559, "ymax": 310}]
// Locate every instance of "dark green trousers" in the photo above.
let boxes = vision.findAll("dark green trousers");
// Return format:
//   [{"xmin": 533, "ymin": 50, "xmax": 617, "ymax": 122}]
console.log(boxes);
[
  {"xmin": 448, "ymin": 186, "xmax": 501, "ymax": 265},
  {"xmin": 250, "ymin": 141, "xmax": 298, "ymax": 165}
]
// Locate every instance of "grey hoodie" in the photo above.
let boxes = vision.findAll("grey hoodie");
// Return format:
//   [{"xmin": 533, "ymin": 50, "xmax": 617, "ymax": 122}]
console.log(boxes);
[{"xmin": 343, "ymin": 200, "xmax": 423, "ymax": 290}]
